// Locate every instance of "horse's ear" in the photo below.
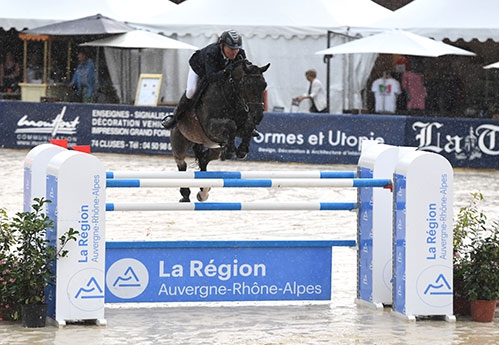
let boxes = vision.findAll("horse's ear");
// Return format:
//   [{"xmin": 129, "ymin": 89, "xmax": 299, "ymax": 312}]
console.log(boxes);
[{"xmin": 260, "ymin": 63, "xmax": 271, "ymax": 73}]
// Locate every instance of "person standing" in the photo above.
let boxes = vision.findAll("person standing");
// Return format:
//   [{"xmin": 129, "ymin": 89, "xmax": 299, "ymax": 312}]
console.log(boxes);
[
  {"xmin": 402, "ymin": 69, "xmax": 426, "ymax": 115},
  {"xmin": 0, "ymin": 52, "xmax": 21, "ymax": 92},
  {"xmin": 294, "ymin": 69, "xmax": 327, "ymax": 113},
  {"xmin": 69, "ymin": 50, "xmax": 96, "ymax": 103}
]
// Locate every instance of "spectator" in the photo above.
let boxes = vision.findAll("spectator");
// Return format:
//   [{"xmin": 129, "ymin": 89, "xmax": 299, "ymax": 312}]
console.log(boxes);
[
  {"xmin": 402, "ymin": 69, "xmax": 426, "ymax": 115},
  {"xmin": 26, "ymin": 54, "xmax": 43, "ymax": 83},
  {"xmin": 69, "ymin": 50, "xmax": 96, "ymax": 103},
  {"xmin": 293, "ymin": 69, "xmax": 327, "ymax": 113},
  {"xmin": 0, "ymin": 52, "xmax": 21, "ymax": 92}
]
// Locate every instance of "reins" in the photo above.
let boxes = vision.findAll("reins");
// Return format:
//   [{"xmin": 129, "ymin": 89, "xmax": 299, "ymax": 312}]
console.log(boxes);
[{"xmin": 224, "ymin": 71, "xmax": 264, "ymax": 114}]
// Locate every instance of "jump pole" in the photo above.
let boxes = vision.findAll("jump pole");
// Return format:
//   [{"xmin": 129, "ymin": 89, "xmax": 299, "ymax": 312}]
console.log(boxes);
[{"xmin": 106, "ymin": 170, "xmax": 357, "ymax": 179}]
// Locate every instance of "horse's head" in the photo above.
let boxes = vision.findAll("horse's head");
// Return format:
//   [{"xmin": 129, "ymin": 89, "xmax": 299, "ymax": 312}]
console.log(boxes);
[{"xmin": 237, "ymin": 61, "xmax": 270, "ymax": 125}]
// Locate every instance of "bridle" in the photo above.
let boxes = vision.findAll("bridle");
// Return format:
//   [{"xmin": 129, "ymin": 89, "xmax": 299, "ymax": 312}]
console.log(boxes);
[{"xmin": 225, "ymin": 69, "xmax": 265, "ymax": 114}]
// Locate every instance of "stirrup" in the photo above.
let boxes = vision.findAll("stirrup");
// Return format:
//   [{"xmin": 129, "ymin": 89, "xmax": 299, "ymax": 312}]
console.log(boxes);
[{"xmin": 161, "ymin": 114, "xmax": 176, "ymax": 129}]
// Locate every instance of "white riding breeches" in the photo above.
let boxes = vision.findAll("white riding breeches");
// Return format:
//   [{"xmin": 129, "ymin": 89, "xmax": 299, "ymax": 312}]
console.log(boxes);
[{"xmin": 186, "ymin": 66, "xmax": 199, "ymax": 99}]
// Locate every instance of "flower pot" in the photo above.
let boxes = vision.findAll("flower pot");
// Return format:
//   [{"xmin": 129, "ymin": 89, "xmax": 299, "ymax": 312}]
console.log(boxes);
[
  {"xmin": 470, "ymin": 300, "xmax": 497, "ymax": 322},
  {"xmin": 21, "ymin": 304, "xmax": 47, "ymax": 328}
]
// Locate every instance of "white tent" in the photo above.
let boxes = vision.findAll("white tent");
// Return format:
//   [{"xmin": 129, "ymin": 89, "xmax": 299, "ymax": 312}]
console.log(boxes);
[
  {"xmin": 129, "ymin": 0, "xmax": 392, "ymax": 113},
  {"xmin": 368, "ymin": 0, "xmax": 499, "ymax": 42}
]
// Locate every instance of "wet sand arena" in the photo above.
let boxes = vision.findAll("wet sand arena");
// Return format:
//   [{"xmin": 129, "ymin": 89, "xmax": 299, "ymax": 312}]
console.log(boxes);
[{"xmin": 0, "ymin": 148, "xmax": 498, "ymax": 344}]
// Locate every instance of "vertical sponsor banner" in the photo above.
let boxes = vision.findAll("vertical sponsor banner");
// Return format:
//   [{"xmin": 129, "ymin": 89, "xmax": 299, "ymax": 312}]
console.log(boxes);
[
  {"xmin": 393, "ymin": 151, "xmax": 453, "ymax": 319},
  {"xmin": 357, "ymin": 144, "xmax": 407, "ymax": 308},
  {"xmin": 46, "ymin": 151, "xmax": 106, "ymax": 325},
  {"xmin": 23, "ymin": 143, "xmax": 66, "ymax": 212},
  {"xmin": 105, "ymin": 241, "xmax": 333, "ymax": 303}
]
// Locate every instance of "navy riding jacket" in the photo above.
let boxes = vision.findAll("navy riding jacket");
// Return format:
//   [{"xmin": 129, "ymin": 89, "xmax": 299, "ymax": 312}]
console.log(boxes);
[{"xmin": 189, "ymin": 42, "xmax": 246, "ymax": 83}]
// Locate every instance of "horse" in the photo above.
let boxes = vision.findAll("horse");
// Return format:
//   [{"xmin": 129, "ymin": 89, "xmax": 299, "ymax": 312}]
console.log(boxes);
[{"xmin": 170, "ymin": 59, "xmax": 270, "ymax": 202}]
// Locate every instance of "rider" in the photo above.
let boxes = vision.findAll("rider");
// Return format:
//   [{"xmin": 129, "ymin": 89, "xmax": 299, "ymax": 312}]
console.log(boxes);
[{"xmin": 161, "ymin": 30, "xmax": 260, "ymax": 136}]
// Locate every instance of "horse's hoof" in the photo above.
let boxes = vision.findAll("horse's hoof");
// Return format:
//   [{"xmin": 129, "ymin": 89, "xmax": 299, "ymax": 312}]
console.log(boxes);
[
  {"xmin": 236, "ymin": 152, "xmax": 248, "ymax": 160},
  {"xmin": 179, "ymin": 197, "xmax": 190, "ymax": 203},
  {"xmin": 197, "ymin": 191, "xmax": 209, "ymax": 202},
  {"xmin": 220, "ymin": 151, "xmax": 233, "ymax": 161},
  {"xmin": 236, "ymin": 149, "xmax": 248, "ymax": 160}
]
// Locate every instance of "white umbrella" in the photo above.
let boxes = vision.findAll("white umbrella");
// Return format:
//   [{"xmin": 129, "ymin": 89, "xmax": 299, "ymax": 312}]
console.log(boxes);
[
  {"xmin": 483, "ymin": 61, "xmax": 499, "ymax": 69},
  {"xmin": 315, "ymin": 30, "xmax": 475, "ymax": 57},
  {"xmin": 81, "ymin": 29, "xmax": 198, "ymax": 50}
]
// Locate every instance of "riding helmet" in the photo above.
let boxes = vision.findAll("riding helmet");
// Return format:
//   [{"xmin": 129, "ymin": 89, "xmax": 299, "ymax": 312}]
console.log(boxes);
[{"xmin": 219, "ymin": 30, "xmax": 242, "ymax": 49}]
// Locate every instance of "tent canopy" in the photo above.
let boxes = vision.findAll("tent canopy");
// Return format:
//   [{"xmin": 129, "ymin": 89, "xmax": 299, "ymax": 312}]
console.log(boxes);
[
  {"xmin": 368, "ymin": 0, "xmax": 499, "ymax": 42},
  {"xmin": 138, "ymin": 0, "xmax": 392, "ymax": 38}
]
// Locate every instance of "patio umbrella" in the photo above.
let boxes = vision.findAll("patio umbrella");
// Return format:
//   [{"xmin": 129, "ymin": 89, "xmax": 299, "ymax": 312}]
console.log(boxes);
[
  {"xmin": 315, "ymin": 30, "xmax": 475, "ymax": 57},
  {"xmin": 483, "ymin": 61, "xmax": 499, "ymax": 69},
  {"xmin": 80, "ymin": 30, "xmax": 198, "ymax": 50},
  {"xmin": 80, "ymin": 30, "xmax": 199, "ymax": 103},
  {"xmin": 23, "ymin": 14, "xmax": 133, "ymax": 36}
]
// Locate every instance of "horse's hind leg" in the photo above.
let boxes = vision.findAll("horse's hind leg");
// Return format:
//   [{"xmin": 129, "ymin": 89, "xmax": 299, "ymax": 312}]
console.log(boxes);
[{"xmin": 171, "ymin": 128, "xmax": 192, "ymax": 202}]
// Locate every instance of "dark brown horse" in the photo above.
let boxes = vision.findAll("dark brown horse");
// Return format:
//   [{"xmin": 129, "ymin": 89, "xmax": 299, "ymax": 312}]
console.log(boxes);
[{"xmin": 170, "ymin": 59, "xmax": 270, "ymax": 202}]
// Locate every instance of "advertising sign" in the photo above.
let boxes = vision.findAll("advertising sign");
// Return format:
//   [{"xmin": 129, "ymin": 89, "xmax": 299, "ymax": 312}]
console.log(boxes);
[
  {"xmin": 105, "ymin": 241, "xmax": 333, "ymax": 303},
  {"xmin": 2, "ymin": 101, "xmax": 499, "ymax": 169}
]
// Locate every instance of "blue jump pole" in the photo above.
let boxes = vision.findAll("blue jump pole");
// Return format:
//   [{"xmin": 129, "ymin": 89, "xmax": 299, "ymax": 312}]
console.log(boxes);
[
  {"xmin": 106, "ymin": 201, "xmax": 359, "ymax": 212},
  {"xmin": 106, "ymin": 178, "xmax": 392, "ymax": 189},
  {"xmin": 106, "ymin": 170, "xmax": 357, "ymax": 179}
]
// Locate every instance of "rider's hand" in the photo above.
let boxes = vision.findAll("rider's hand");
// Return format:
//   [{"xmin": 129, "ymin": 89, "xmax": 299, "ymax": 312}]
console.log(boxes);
[{"xmin": 224, "ymin": 63, "xmax": 235, "ymax": 75}]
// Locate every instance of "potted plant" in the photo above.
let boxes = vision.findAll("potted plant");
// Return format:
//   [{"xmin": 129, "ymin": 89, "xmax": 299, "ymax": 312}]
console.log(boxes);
[
  {"xmin": 0, "ymin": 198, "xmax": 77, "ymax": 327},
  {"xmin": 452, "ymin": 192, "xmax": 486, "ymax": 316},
  {"xmin": 456, "ymin": 193, "xmax": 499, "ymax": 322}
]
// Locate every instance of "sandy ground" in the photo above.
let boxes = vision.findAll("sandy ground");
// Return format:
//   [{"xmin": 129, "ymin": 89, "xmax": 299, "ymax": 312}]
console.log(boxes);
[{"xmin": 0, "ymin": 148, "xmax": 498, "ymax": 345}]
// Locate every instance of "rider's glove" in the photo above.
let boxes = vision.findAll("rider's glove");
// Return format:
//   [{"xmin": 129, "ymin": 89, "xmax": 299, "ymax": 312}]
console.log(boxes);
[{"xmin": 224, "ymin": 63, "xmax": 235, "ymax": 75}]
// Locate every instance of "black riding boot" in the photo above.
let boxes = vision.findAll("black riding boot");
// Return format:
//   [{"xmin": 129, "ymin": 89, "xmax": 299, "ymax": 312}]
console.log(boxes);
[{"xmin": 161, "ymin": 92, "xmax": 192, "ymax": 129}]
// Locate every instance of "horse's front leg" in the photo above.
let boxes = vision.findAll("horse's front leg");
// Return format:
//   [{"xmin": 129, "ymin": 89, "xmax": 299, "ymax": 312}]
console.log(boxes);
[
  {"xmin": 235, "ymin": 118, "xmax": 257, "ymax": 159},
  {"xmin": 177, "ymin": 161, "xmax": 191, "ymax": 203},
  {"xmin": 205, "ymin": 118, "xmax": 237, "ymax": 160}
]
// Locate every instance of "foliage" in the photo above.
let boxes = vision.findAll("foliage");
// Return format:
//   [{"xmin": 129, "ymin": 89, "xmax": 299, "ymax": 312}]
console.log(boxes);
[
  {"xmin": 454, "ymin": 192, "xmax": 499, "ymax": 301},
  {"xmin": 0, "ymin": 198, "xmax": 78, "ymax": 321}
]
